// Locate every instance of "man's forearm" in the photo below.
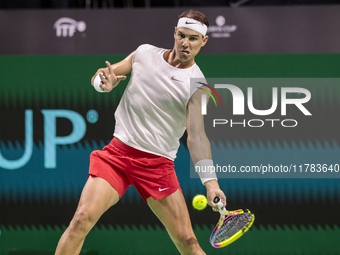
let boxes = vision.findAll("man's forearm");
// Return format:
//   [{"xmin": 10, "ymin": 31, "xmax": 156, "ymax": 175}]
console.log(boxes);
[{"xmin": 188, "ymin": 134, "xmax": 212, "ymax": 164}]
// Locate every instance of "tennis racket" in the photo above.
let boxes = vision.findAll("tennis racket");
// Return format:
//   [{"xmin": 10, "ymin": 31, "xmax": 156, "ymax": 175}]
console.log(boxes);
[{"xmin": 210, "ymin": 197, "xmax": 255, "ymax": 248}]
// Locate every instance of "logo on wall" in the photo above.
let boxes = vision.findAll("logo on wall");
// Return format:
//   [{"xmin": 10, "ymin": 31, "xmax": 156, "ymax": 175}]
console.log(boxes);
[
  {"xmin": 54, "ymin": 17, "xmax": 86, "ymax": 37},
  {"xmin": 207, "ymin": 15, "xmax": 237, "ymax": 38},
  {"xmin": 0, "ymin": 109, "xmax": 98, "ymax": 170}
]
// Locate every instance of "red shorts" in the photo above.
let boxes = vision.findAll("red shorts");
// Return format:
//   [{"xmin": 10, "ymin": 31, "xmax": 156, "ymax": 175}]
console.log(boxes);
[{"xmin": 88, "ymin": 137, "xmax": 181, "ymax": 203}]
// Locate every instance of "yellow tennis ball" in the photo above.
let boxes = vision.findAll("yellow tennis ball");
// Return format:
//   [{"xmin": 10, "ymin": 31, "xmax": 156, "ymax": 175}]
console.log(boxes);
[{"xmin": 192, "ymin": 195, "xmax": 207, "ymax": 210}]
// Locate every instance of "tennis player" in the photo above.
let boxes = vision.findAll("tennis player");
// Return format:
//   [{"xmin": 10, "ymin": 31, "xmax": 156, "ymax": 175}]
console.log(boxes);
[{"xmin": 55, "ymin": 10, "xmax": 226, "ymax": 255}]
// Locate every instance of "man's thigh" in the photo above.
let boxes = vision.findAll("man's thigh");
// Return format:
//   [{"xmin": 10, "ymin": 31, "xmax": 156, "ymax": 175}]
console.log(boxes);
[
  {"xmin": 147, "ymin": 189, "xmax": 195, "ymax": 237},
  {"xmin": 74, "ymin": 176, "xmax": 120, "ymax": 223}
]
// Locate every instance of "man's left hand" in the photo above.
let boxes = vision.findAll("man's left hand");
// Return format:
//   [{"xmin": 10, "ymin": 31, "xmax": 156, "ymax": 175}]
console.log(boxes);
[{"xmin": 204, "ymin": 180, "xmax": 227, "ymax": 212}]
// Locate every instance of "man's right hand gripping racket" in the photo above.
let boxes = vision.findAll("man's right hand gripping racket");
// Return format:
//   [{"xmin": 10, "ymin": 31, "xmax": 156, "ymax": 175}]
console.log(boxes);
[{"xmin": 210, "ymin": 197, "xmax": 255, "ymax": 248}]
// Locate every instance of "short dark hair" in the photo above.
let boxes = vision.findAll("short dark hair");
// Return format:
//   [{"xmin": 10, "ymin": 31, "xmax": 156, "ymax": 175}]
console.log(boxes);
[{"xmin": 179, "ymin": 10, "xmax": 209, "ymax": 28}]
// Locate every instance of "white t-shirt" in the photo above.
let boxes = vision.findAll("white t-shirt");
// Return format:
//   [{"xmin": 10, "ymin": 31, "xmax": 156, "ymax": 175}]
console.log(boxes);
[{"xmin": 114, "ymin": 44, "xmax": 205, "ymax": 161}]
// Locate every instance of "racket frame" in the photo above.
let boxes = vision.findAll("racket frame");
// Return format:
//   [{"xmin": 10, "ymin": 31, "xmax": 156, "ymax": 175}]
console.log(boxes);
[{"xmin": 210, "ymin": 197, "xmax": 255, "ymax": 248}]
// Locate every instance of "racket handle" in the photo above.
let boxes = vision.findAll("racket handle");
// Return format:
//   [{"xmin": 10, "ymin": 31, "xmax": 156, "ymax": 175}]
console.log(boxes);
[{"xmin": 214, "ymin": 197, "xmax": 226, "ymax": 214}]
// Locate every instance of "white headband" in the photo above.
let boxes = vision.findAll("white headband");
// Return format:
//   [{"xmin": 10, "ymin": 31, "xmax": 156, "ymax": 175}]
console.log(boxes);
[{"xmin": 177, "ymin": 17, "xmax": 208, "ymax": 37}]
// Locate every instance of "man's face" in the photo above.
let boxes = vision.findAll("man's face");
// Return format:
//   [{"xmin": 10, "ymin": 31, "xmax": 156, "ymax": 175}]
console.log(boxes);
[{"xmin": 174, "ymin": 27, "xmax": 208, "ymax": 64}]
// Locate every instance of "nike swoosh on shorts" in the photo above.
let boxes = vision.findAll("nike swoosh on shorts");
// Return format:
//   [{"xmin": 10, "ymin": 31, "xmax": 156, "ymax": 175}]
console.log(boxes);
[{"xmin": 159, "ymin": 187, "xmax": 170, "ymax": 191}]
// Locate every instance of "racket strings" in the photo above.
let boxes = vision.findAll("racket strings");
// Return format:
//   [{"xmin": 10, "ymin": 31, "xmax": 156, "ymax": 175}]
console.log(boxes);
[{"xmin": 213, "ymin": 212, "xmax": 253, "ymax": 244}]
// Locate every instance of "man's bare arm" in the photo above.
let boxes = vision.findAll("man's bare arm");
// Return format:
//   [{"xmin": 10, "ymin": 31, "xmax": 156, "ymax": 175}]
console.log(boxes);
[
  {"xmin": 91, "ymin": 51, "xmax": 136, "ymax": 91},
  {"xmin": 186, "ymin": 88, "xmax": 212, "ymax": 164},
  {"xmin": 186, "ymin": 88, "xmax": 227, "ymax": 209}
]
